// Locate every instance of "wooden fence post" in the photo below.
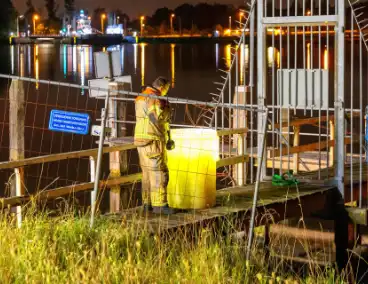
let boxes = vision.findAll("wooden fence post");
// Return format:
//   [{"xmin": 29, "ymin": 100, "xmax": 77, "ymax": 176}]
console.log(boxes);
[
  {"xmin": 117, "ymin": 83, "xmax": 130, "ymax": 209},
  {"xmin": 233, "ymin": 86, "xmax": 248, "ymax": 185},
  {"xmin": 108, "ymin": 81, "xmax": 129, "ymax": 213},
  {"xmin": 293, "ymin": 126, "xmax": 300, "ymax": 173},
  {"xmin": 9, "ymin": 80, "xmax": 25, "ymax": 227},
  {"xmin": 329, "ymin": 120, "xmax": 334, "ymax": 168}
]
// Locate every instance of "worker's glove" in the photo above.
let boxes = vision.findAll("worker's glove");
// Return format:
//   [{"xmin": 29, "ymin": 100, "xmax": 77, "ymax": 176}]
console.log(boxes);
[{"xmin": 166, "ymin": 139, "xmax": 175, "ymax": 151}]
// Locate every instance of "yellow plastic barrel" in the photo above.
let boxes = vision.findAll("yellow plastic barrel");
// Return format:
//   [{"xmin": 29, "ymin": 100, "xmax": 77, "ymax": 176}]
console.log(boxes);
[{"xmin": 167, "ymin": 128, "xmax": 219, "ymax": 210}]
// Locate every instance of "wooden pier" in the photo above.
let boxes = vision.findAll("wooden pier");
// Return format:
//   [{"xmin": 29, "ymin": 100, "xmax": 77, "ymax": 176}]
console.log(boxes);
[
  {"xmin": 0, "ymin": 138, "xmax": 365, "ymax": 270},
  {"xmin": 117, "ymin": 182, "xmax": 333, "ymax": 234}
]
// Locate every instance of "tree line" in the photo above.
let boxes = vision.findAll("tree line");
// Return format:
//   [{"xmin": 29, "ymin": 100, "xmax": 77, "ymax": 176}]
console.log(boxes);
[
  {"xmin": 0, "ymin": 1, "xmax": 241, "ymax": 37},
  {"xmin": 0, "ymin": 0, "xmax": 363, "ymax": 38}
]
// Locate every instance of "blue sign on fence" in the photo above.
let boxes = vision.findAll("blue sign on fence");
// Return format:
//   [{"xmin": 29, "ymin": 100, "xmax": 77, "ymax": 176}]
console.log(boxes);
[{"xmin": 49, "ymin": 110, "xmax": 90, "ymax": 135}]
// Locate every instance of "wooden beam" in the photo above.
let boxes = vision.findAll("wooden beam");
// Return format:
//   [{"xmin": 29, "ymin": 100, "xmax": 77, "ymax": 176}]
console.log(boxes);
[
  {"xmin": 270, "ymin": 137, "xmax": 353, "ymax": 158},
  {"xmin": 329, "ymin": 120, "xmax": 335, "ymax": 167},
  {"xmin": 9, "ymin": 79, "xmax": 25, "ymax": 226},
  {"xmin": 116, "ymin": 82, "xmax": 130, "ymax": 209},
  {"xmin": 217, "ymin": 127, "xmax": 248, "ymax": 137},
  {"xmin": 0, "ymin": 173, "xmax": 142, "ymax": 207},
  {"xmin": 272, "ymin": 113, "xmax": 359, "ymax": 129},
  {"xmin": 293, "ymin": 126, "xmax": 300, "ymax": 173},
  {"xmin": 0, "ymin": 144, "xmax": 138, "ymax": 170},
  {"xmin": 273, "ymin": 116, "xmax": 330, "ymax": 129},
  {"xmin": 108, "ymin": 81, "xmax": 131, "ymax": 213},
  {"xmin": 217, "ymin": 155, "xmax": 249, "ymax": 168}
]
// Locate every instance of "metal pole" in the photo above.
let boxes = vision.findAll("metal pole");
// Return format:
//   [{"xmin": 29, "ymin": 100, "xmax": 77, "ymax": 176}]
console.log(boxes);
[
  {"xmin": 90, "ymin": 51, "xmax": 115, "ymax": 227},
  {"xmin": 335, "ymin": 0, "xmax": 345, "ymax": 196},
  {"xmin": 250, "ymin": 7, "xmax": 255, "ymax": 183},
  {"xmin": 257, "ymin": 0, "xmax": 266, "ymax": 180},
  {"xmin": 17, "ymin": 17, "xmax": 19, "ymax": 37},
  {"xmin": 359, "ymin": 31, "xmax": 363, "ymax": 207},
  {"xmin": 215, "ymin": 109, "xmax": 218, "ymax": 131},
  {"xmin": 350, "ymin": 10, "xmax": 354, "ymax": 202},
  {"xmin": 246, "ymin": 108, "xmax": 269, "ymax": 261}
]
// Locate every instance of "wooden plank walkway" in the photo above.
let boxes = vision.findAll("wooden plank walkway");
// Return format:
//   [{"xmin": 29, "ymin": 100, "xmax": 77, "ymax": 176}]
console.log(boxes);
[
  {"xmin": 298, "ymin": 162, "xmax": 368, "ymax": 206},
  {"xmin": 299, "ymin": 163, "xmax": 368, "ymax": 183},
  {"xmin": 113, "ymin": 182, "xmax": 334, "ymax": 234}
]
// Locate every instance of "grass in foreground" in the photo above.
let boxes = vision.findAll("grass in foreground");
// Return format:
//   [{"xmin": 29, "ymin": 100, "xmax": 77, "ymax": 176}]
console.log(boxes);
[{"xmin": 0, "ymin": 211, "xmax": 347, "ymax": 283}]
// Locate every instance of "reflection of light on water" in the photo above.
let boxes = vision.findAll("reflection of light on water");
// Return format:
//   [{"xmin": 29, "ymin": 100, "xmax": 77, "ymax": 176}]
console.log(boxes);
[
  {"xmin": 225, "ymin": 44, "xmax": 231, "ymax": 69},
  {"xmin": 20, "ymin": 46, "xmax": 24, "ymax": 77},
  {"xmin": 133, "ymin": 44, "xmax": 138, "ymax": 73},
  {"xmin": 17, "ymin": 46, "xmax": 20, "ymax": 74},
  {"xmin": 85, "ymin": 47, "xmax": 90, "ymax": 75},
  {"xmin": 89, "ymin": 46, "xmax": 93, "ymax": 74},
  {"xmin": 77, "ymin": 46, "xmax": 81, "ymax": 74},
  {"xmin": 63, "ymin": 45, "xmax": 67, "ymax": 77},
  {"xmin": 140, "ymin": 43, "xmax": 146, "ymax": 86},
  {"xmin": 244, "ymin": 44, "xmax": 249, "ymax": 66},
  {"xmin": 215, "ymin": 43, "xmax": 219, "ymax": 69},
  {"xmin": 27, "ymin": 45, "xmax": 31, "ymax": 75},
  {"xmin": 324, "ymin": 48, "xmax": 328, "ymax": 70},
  {"xmin": 307, "ymin": 43, "xmax": 311, "ymax": 69},
  {"xmin": 73, "ymin": 45, "xmax": 77, "ymax": 74},
  {"xmin": 121, "ymin": 45, "xmax": 125, "ymax": 73},
  {"xmin": 267, "ymin": 47, "xmax": 280, "ymax": 68},
  {"xmin": 80, "ymin": 48, "xmax": 85, "ymax": 94},
  {"xmin": 240, "ymin": 45, "xmax": 244, "ymax": 84},
  {"xmin": 171, "ymin": 44, "xmax": 176, "ymax": 88},
  {"xmin": 62, "ymin": 44, "xmax": 92, "ymax": 81},
  {"xmin": 107, "ymin": 45, "xmax": 119, "ymax": 52},
  {"xmin": 34, "ymin": 45, "xmax": 39, "ymax": 89},
  {"xmin": 67, "ymin": 46, "xmax": 73, "ymax": 73},
  {"xmin": 10, "ymin": 45, "xmax": 14, "ymax": 74},
  {"xmin": 239, "ymin": 44, "xmax": 248, "ymax": 84}
]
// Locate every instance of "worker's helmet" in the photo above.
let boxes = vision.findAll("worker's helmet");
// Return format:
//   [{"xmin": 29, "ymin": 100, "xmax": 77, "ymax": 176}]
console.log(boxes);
[{"xmin": 152, "ymin": 76, "xmax": 170, "ymax": 96}]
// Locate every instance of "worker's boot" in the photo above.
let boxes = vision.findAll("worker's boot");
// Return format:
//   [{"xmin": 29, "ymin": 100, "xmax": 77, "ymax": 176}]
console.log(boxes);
[
  {"xmin": 152, "ymin": 205, "xmax": 177, "ymax": 215},
  {"xmin": 142, "ymin": 204, "xmax": 153, "ymax": 212}
]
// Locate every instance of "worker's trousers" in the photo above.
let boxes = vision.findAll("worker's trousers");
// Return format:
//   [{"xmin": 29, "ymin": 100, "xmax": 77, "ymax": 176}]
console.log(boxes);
[{"xmin": 137, "ymin": 140, "xmax": 169, "ymax": 207}]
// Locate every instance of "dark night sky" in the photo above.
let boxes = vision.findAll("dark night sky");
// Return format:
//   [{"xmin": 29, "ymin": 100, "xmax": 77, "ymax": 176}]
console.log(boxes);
[{"xmin": 12, "ymin": 0, "xmax": 243, "ymax": 18}]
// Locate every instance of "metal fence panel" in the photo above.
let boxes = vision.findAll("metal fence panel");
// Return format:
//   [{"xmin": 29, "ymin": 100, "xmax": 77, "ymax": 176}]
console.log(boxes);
[{"xmin": 277, "ymin": 69, "xmax": 329, "ymax": 110}]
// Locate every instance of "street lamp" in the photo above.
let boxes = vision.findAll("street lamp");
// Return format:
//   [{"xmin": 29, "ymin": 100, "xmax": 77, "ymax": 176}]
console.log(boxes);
[
  {"xmin": 117, "ymin": 16, "xmax": 120, "ymax": 24},
  {"xmin": 33, "ymin": 15, "xmax": 39, "ymax": 35},
  {"xmin": 170, "ymin": 13, "xmax": 175, "ymax": 35},
  {"xmin": 229, "ymin": 16, "xmax": 232, "ymax": 30},
  {"xmin": 239, "ymin": 12, "xmax": 244, "ymax": 25},
  {"xmin": 101, "ymin": 14, "xmax": 106, "ymax": 34},
  {"xmin": 140, "ymin": 16, "xmax": 145, "ymax": 36},
  {"xmin": 17, "ymin": 15, "xmax": 24, "ymax": 37}
]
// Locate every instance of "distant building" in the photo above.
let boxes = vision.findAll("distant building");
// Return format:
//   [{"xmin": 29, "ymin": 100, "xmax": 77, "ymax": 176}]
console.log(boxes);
[
  {"xmin": 62, "ymin": 10, "xmax": 92, "ymax": 36},
  {"xmin": 62, "ymin": 11, "xmax": 77, "ymax": 35},
  {"xmin": 106, "ymin": 24, "xmax": 124, "ymax": 35},
  {"xmin": 76, "ymin": 10, "xmax": 92, "ymax": 35}
]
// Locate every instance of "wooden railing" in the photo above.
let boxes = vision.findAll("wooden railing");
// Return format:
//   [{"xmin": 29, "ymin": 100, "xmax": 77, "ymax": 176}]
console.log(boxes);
[
  {"xmin": 269, "ymin": 114, "xmax": 360, "ymax": 173},
  {"xmin": 1, "ymin": 128, "xmax": 250, "ymax": 209},
  {"xmin": 216, "ymin": 127, "xmax": 249, "ymax": 168},
  {"xmin": 0, "ymin": 144, "xmax": 141, "ymax": 208}
]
